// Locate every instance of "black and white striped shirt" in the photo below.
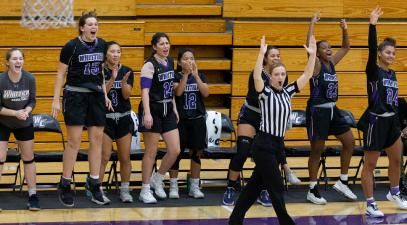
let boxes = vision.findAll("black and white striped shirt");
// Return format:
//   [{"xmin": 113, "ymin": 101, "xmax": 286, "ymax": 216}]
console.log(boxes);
[{"xmin": 259, "ymin": 81, "xmax": 299, "ymax": 137}]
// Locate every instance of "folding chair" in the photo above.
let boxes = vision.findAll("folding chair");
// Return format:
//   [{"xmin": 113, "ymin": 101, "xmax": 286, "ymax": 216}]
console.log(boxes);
[
  {"xmin": 0, "ymin": 148, "xmax": 21, "ymax": 190},
  {"xmin": 20, "ymin": 114, "xmax": 65, "ymax": 190}
]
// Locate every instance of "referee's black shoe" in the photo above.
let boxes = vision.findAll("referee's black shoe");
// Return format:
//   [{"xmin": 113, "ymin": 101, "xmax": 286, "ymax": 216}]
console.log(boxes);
[{"xmin": 57, "ymin": 177, "xmax": 74, "ymax": 207}]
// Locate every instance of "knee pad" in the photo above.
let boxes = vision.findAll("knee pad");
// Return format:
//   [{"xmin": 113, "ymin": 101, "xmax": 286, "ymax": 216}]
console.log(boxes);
[
  {"xmin": 190, "ymin": 150, "xmax": 202, "ymax": 165},
  {"xmin": 23, "ymin": 158, "xmax": 35, "ymax": 164},
  {"xmin": 229, "ymin": 136, "xmax": 253, "ymax": 171}
]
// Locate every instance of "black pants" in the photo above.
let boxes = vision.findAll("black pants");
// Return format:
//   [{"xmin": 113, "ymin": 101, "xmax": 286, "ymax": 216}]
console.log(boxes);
[{"xmin": 229, "ymin": 132, "xmax": 295, "ymax": 225}]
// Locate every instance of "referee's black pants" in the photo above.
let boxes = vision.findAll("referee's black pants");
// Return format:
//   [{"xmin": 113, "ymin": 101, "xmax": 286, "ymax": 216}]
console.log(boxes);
[{"xmin": 229, "ymin": 132, "xmax": 295, "ymax": 225}]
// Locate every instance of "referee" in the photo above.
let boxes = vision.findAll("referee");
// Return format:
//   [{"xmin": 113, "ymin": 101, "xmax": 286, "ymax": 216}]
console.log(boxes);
[{"xmin": 229, "ymin": 35, "xmax": 317, "ymax": 225}]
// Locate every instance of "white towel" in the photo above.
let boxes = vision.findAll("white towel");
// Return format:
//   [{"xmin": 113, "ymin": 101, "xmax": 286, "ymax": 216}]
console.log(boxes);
[
  {"xmin": 130, "ymin": 111, "xmax": 141, "ymax": 150},
  {"xmin": 206, "ymin": 111, "xmax": 222, "ymax": 147}
]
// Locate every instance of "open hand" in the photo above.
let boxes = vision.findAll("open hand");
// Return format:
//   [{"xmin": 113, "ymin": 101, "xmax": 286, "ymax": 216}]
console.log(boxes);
[
  {"xmin": 370, "ymin": 6, "xmax": 383, "ymax": 25},
  {"xmin": 304, "ymin": 35, "xmax": 317, "ymax": 55}
]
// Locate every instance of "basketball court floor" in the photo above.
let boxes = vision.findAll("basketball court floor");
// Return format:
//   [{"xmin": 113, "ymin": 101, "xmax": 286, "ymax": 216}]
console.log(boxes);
[{"xmin": 1, "ymin": 187, "xmax": 407, "ymax": 225}]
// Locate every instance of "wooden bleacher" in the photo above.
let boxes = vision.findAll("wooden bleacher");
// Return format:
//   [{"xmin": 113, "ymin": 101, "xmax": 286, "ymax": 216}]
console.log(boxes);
[{"xmin": 223, "ymin": 0, "xmax": 407, "ymax": 18}]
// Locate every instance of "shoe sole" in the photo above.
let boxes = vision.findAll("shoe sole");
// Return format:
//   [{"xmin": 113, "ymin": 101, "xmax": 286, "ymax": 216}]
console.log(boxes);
[
  {"xmin": 57, "ymin": 194, "xmax": 74, "ymax": 208},
  {"xmin": 189, "ymin": 195, "xmax": 204, "ymax": 199},
  {"xmin": 366, "ymin": 212, "xmax": 384, "ymax": 218},
  {"xmin": 91, "ymin": 199, "xmax": 108, "ymax": 205},
  {"xmin": 333, "ymin": 185, "xmax": 357, "ymax": 200},
  {"xmin": 139, "ymin": 198, "xmax": 157, "ymax": 204},
  {"xmin": 28, "ymin": 207, "xmax": 41, "ymax": 211},
  {"xmin": 306, "ymin": 196, "xmax": 327, "ymax": 205},
  {"xmin": 121, "ymin": 199, "xmax": 134, "ymax": 203},
  {"xmin": 222, "ymin": 200, "xmax": 235, "ymax": 206}
]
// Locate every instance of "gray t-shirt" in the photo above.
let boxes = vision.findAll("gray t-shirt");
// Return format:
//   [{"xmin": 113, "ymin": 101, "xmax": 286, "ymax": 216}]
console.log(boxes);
[{"xmin": 0, "ymin": 71, "xmax": 36, "ymax": 129}]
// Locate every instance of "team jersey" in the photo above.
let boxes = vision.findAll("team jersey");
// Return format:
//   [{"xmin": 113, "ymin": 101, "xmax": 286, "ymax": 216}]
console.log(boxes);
[
  {"xmin": 60, "ymin": 37, "xmax": 106, "ymax": 92},
  {"xmin": 174, "ymin": 72, "xmax": 207, "ymax": 119},
  {"xmin": 104, "ymin": 65, "xmax": 134, "ymax": 113},
  {"xmin": 245, "ymin": 70, "xmax": 270, "ymax": 108},
  {"xmin": 0, "ymin": 70, "xmax": 36, "ymax": 129},
  {"xmin": 366, "ymin": 24, "xmax": 398, "ymax": 114},
  {"xmin": 144, "ymin": 56, "xmax": 175, "ymax": 102},
  {"xmin": 308, "ymin": 61, "xmax": 338, "ymax": 105}
]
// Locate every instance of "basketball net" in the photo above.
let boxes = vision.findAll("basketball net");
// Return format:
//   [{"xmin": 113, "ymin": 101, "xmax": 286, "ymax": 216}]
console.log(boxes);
[{"xmin": 21, "ymin": 0, "xmax": 75, "ymax": 29}]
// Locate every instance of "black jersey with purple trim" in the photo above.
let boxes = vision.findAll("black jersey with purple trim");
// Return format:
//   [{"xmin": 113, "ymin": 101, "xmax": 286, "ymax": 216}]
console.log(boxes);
[
  {"xmin": 174, "ymin": 72, "xmax": 207, "ymax": 119},
  {"xmin": 60, "ymin": 37, "xmax": 106, "ymax": 92},
  {"xmin": 245, "ymin": 70, "xmax": 270, "ymax": 108},
  {"xmin": 145, "ymin": 56, "xmax": 175, "ymax": 102},
  {"xmin": 104, "ymin": 65, "xmax": 134, "ymax": 113},
  {"xmin": 365, "ymin": 24, "xmax": 398, "ymax": 114},
  {"xmin": 308, "ymin": 61, "xmax": 338, "ymax": 105}
]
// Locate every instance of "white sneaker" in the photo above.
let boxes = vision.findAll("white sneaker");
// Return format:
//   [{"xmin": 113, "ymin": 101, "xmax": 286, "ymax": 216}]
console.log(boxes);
[
  {"xmin": 366, "ymin": 203, "xmax": 384, "ymax": 217},
  {"xmin": 150, "ymin": 172, "xmax": 167, "ymax": 199},
  {"xmin": 333, "ymin": 180, "xmax": 357, "ymax": 200},
  {"xmin": 100, "ymin": 187, "xmax": 111, "ymax": 204},
  {"xmin": 307, "ymin": 187, "xmax": 327, "ymax": 205},
  {"xmin": 386, "ymin": 191, "xmax": 407, "ymax": 209},
  {"xmin": 286, "ymin": 171, "xmax": 301, "ymax": 185},
  {"xmin": 119, "ymin": 187, "xmax": 133, "ymax": 203},
  {"xmin": 189, "ymin": 184, "xmax": 204, "ymax": 199},
  {"xmin": 169, "ymin": 185, "xmax": 179, "ymax": 199},
  {"xmin": 139, "ymin": 188, "xmax": 157, "ymax": 204}
]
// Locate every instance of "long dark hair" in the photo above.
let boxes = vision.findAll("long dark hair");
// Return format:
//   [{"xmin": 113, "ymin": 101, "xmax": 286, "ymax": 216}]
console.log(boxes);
[
  {"xmin": 150, "ymin": 32, "xmax": 170, "ymax": 56},
  {"xmin": 78, "ymin": 10, "xmax": 97, "ymax": 35},
  {"xmin": 104, "ymin": 41, "xmax": 121, "ymax": 60},
  {"xmin": 176, "ymin": 48, "xmax": 194, "ymax": 72},
  {"xmin": 263, "ymin": 45, "xmax": 279, "ymax": 66}
]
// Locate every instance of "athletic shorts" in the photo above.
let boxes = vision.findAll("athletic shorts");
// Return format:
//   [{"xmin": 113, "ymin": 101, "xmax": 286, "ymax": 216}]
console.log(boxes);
[
  {"xmin": 363, "ymin": 114, "xmax": 401, "ymax": 152},
  {"xmin": 306, "ymin": 105, "xmax": 350, "ymax": 140},
  {"xmin": 104, "ymin": 114, "xmax": 133, "ymax": 140},
  {"xmin": 0, "ymin": 123, "xmax": 34, "ymax": 141},
  {"xmin": 178, "ymin": 116, "xmax": 207, "ymax": 150},
  {"xmin": 237, "ymin": 105, "xmax": 261, "ymax": 131},
  {"xmin": 138, "ymin": 101, "xmax": 178, "ymax": 134},
  {"xmin": 63, "ymin": 90, "xmax": 106, "ymax": 127}
]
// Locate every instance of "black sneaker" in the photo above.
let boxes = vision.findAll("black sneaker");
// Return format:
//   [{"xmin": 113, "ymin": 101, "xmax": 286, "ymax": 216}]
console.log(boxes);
[
  {"xmin": 85, "ymin": 176, "xmax": 106, "ymax": 205},
  {"xmin": 27, "ymin": 194, "xmax": 41, "ymax": 211},
  {"xmin": 57, "ymin": 177, "xmax": 74, "ymax": 207}
]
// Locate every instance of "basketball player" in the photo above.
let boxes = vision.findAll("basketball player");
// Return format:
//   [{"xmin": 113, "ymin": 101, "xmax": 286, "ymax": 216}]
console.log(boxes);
[
  {"xmin": 51, "ymin": 11, "xmax": 112, "ymax": 207},
  {"xmin": 168, "ymin": 48, "xmax": 209, "ymax": 199},
  {"xmin": 138, "ymin": 32, "xmax": 181, "ymax": 204},
  {"xmin": 305, "ymin": 12, "xmax": 356, "ymax": 204},
  {"xmin": 0, "ymin": 48, "xmax": 40, "ymax": 211},
  {"xmin": 99, "ymin": 41, "xmax": 134, "ymax": 203},
  {"xmin": 360, "ymin": 7, "xmax": 407, "ymax": 217}
]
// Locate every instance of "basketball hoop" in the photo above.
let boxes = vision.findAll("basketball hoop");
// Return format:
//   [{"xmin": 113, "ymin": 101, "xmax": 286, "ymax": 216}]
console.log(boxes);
[{"xmin": 21, "ymin": 0, "xmax": 75, "ymax": 29}]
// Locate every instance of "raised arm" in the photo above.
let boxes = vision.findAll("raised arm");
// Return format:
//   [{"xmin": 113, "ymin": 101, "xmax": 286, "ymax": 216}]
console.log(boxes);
[
  {"xmin": 296, "ymin": 35, "xmax": 317, "ymax": 90},
  {"xmin": 331, "ymin": 19, "xmax": 350, "ymax": 65},
  {"xmin": 254, "ymin": 35, "xmax": 268, "ymax": 93},
  {"xmin": 307, "ymin": 12, "xmax": 321, "ymax": 75},
  {"xmin": 366, "ymin": 6, "xmax": 382, "ymax": 76}
]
